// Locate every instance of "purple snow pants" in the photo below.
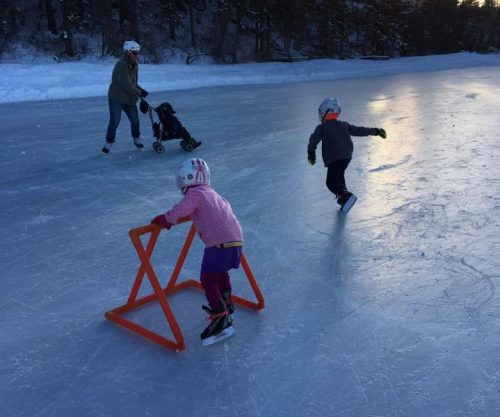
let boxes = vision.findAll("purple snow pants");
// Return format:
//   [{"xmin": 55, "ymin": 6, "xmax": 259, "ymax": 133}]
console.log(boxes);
[{"xmin": 200, "ymin": 246, "xmax": 242, "ymax": 311}]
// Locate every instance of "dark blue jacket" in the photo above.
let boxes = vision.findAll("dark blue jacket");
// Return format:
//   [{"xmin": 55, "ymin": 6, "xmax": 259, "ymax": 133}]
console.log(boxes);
[{"xmin": 308, "ymin": 119, "xmax": 378, "ymax": 166}]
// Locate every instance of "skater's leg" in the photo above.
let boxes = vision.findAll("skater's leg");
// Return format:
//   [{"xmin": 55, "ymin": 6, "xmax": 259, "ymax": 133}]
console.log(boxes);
[
  {"xmin": 219, "ymin": 271, "xmax": 231, "ymax": 294},
  {"xmin": 200, "ymin": 272, "xmax": 224, "ymax": 311},
  {"xmin": 123, "ymin": 103, "xmax": 141, "ymax": 144},
  {"xmin": 200, "ymin": 271, "xmax": 234, "ymax": 343},
  {"xmin": 105, "ymin": 99, "xmax": 123, "ymax": 143},
  {"xmin": 327, "ymin": 159, "xmax": 352, "ymax": 205},
  {"xmin": 218, "ymin": 271, "xmax": 234, "ymax": 314},
  {"xmin": 326, "ymin": 161, "xmax": 347, "ymax": 197},
  {"xmin": 338, "ymin": 159, "xmax": 350, "ymax": 192}
]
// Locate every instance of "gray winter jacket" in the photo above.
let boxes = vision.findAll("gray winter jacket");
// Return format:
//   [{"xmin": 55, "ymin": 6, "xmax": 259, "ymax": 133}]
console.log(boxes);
[
  {"xmin": 307, "ymin": 119, "xmax": 378, "ymax": 166},
  {"xmin": 107, "ymin": 55, "xmax": 142, "ymax": 106}
]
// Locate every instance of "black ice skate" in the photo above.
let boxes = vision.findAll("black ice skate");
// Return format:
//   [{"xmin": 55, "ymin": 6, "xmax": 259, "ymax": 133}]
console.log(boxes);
[
  {"xmin": 222, "ymin": 290, "xmax": 234, "ymax": 315},
  {"xmin": 339, "ymin": 191, "xmax": 357, "ymax": 214},
  {"xmin": 102, "ymin": 141, "xmax": 113, "ymax": 154},
  {"xmin": 133, "ymin": 137, "xmax": 144, "ymax": 149},
  {"xmin": 200, "ymin": 305, "xmax": 235, "ymax": 346}
]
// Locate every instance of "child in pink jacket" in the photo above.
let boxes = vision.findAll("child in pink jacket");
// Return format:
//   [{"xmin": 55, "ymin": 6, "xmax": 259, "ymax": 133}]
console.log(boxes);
[{"xmin": 151, "ymin": 158, "xmax": 242, "ymax": 346}]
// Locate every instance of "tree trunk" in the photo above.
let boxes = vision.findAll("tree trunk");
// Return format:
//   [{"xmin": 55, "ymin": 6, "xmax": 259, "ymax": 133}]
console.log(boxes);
[
  {"xmin": 92, "ymin": 0, "xmax": 116, "ymax": 55},
  {"xmin": 232, "ymin": 8, "xmax": 243, "ymax": 63},
  {"xmin": 265, "ymin": 12, "xmax": 271, "ymax": 57},
  {"xmin": 118, "ymin": 0, "xmax": 128, "ymax": 33},
  {"xmin": 61, "ymin": 0, "xmax": 75, "ymax": 56},
  {"xmin": 38, "ymin": 0, "xmax": 43, "ymax": 32},
  {"xmin": 214, "ymin": 2, "xmax": 229, "ymax": 61},
  {"xmin": 485, "ymin": 7, "xmax": 500, "ymax": 49},
  {"xmin": 77, "ymin": 0, "xmax": 85, "ymax": 20},
  {"xmin": 129, "ymin": 0, "xmax": 140, "ymax": 41},
  {"xmin": 188, "ymin": 1, "xmax": 196, "ymax": 48},
  {"xmin": 168, "ymin": 18, "xmax": 177, "ymax": 40},
  {"xmin": 44, "ymin": 0, "xmax": 58, "ymax": 34},
  {"xmin": 254, "ymin": 19, "xmax": 259, "ymax": 56}
]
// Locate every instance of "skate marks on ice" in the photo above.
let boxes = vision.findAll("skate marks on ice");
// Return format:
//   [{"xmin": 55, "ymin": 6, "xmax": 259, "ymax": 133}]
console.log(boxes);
[
  {"xmin": 444, "ymin": 251, "xmax": 498, "ymax": 318},
  {"xmin": 368, "ymin": 154, "xmax": 412, "ymax": 173},
  {"xmin": 346, "ymin": 199, "xmax": 499, "ymax": 318}
]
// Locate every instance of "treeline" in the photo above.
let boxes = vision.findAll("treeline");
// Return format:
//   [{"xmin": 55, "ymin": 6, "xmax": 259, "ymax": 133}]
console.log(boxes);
[{"xmin": 1, "ymin": 0, "xmax": 499, "ymax": 63}]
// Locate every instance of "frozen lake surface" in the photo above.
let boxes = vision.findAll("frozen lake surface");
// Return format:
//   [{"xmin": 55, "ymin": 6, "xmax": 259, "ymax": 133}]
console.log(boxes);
[{"xmin": 1, "ymin": 66, "xmax": 500, "ymax": 416}]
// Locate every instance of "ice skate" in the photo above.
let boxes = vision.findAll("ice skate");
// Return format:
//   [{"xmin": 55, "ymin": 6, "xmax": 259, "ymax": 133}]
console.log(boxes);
[
  {"xmin": 339, "ymin": 192, "xmax": 357, "ymax": 214},
  {"xmin": 102, "ymin": 141, "xmax": 113, "ymax": 154},
  {"xmin": 133, "ymin": 137, "xmax": 144, "ymax": 149},
  {"xmin": 201, "ymin": 305, "xmax": 235, "ymax": 346}
]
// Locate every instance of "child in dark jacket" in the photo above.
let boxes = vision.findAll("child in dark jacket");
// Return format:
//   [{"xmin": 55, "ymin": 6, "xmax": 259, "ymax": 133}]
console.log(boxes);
[{"xmin": 307, "ymin": 98, "xmax": 387, "ymax": 213}]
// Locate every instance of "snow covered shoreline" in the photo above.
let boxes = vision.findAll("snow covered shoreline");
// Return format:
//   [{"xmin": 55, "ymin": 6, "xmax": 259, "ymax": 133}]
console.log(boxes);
[{"xmin": 1, "ymin": 52, "xmax": 500, "ymax": 104}]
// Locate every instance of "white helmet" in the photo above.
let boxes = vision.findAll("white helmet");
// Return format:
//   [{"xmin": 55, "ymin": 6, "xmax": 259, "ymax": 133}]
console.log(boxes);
[
  {"xmin": 318, "ymin": 97, "xmax": 341, "ymax": 122},
  {"xmin": 123, "ymin": 40, "xmax": 140, "ymax": 53},
  {"xmin": 176, "ymin": 158, "xmax": 210, "ymax": 192}
]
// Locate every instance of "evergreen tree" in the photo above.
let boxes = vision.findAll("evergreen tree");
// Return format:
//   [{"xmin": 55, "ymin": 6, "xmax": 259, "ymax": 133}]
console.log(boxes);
[
  {"xmin": 414, "ymin": 0, "xmax": 461, "ymax": 54},
  {"xmin": 354, "ymin": 0, "xmax": 413, "ymax": 56},
  {"xmin": 270, "ymin": 0, "xmax": 312, "ymax": 53},
  {"xmin": 309, "ymin": 0, "xmax": 352, "ymax": 58},
  {"xmin": 0, "ymin": 0, "xmax": 494, "ymax": 62}
]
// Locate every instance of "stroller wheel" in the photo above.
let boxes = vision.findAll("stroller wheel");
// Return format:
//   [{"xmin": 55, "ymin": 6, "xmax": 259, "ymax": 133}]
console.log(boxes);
[
  {"xmin": 180, "ymin": 140, "xmax": 194, "ymax": 152},
  {"xmin": 153, "ymin": 142, "xmax": 165, "ymax": 154}
]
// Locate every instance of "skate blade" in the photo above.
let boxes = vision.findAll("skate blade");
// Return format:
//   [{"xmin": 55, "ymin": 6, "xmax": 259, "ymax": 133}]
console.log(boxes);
[
  {"xmin": 202, "ymin": 326, "xmax": 235, "ymax": 346},
  {"xmin": 341, "ymin": 194, "xmax": 357, "ymax": 213}
]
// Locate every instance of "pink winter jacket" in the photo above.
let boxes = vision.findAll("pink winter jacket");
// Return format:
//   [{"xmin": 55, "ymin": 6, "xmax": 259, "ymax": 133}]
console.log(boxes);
[{"xmin": 163, "ymin": 185, "xmax": 243, "ymax": 247}]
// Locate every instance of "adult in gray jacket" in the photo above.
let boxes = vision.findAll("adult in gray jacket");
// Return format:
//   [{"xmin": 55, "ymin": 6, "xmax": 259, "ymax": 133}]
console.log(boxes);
[
  {"xmin": 307, "ymin": 98, "xmax": 387, "ymax": 213},
  {"xmin": 102, "ymin": 40, "xmax": 149, "ymax": 154}
]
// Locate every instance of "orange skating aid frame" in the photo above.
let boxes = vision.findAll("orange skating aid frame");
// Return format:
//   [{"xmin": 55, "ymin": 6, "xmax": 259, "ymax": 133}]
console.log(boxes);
[{"xmin": 104, "ymin": 217, "xmax": 265, "ymax": 352}]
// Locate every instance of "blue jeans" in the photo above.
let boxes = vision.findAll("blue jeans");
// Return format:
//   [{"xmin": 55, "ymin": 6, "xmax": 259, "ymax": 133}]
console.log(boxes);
[{"xmin": 105, "ymin": 98, "xmax": 140, "ymax": 143}]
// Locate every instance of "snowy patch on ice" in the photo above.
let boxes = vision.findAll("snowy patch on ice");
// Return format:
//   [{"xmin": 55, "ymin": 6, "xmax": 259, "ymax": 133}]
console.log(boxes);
[
  {"xmin": 1, "ymin": 52, "xmax": 500, "ymax": 104},
  {"xmin": 28, "ymin": 214, "xmax": 56, "ymax": 225}
]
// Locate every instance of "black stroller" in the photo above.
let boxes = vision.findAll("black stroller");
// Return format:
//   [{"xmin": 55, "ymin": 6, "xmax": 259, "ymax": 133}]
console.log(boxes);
[{"xmin": 140, "ymin": 99, "xmax": 202, "ymax": 154}]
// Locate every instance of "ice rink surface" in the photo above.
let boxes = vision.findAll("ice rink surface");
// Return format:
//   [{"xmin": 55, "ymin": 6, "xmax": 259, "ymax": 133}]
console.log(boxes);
[{"xmin": 1, "ymin": 66, "xmax": 500, "ymax": 416}]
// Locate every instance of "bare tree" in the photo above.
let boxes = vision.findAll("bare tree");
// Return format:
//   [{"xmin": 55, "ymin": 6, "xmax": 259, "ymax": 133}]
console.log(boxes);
[
  {"xmin": 128, "ymin": 0, "xmax": 140, "ymax": 41},
  {"xmin": 184, "ymin": 0, "xmax": 207, "ymax": 48},
  {"xmin": 44, "ymin": 0, "xmax": 58, "ymax": 34},
  {"xmin": 213, "ymin": 0, "xmax": 229, "ymax": 61},
  {"xmin": 60, "ymin": 0, "xmax": 75, "ymax": 56}
]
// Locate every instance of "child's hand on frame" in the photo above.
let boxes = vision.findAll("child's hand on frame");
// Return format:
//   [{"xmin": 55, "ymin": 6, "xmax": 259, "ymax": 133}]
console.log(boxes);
[{"xmin": 151, "ymin": 214, "xmax": 173, "ymax": 229}]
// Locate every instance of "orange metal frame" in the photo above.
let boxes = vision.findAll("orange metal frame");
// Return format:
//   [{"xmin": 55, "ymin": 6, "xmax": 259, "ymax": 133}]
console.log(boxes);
[{"xmin": 104, "ymin": 217, "xmax": 265, "ymax": 352}]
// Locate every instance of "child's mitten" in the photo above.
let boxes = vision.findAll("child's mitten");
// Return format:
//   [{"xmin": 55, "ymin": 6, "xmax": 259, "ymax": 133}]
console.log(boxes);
[
  {"xmin": 151, "ymin": 214, "xmax": 172, "ymax": 229},
  {"xmin": 377, "ymin": 128, "xmax": 387, "ymax": 139},
  {"xmin": 307, "ymin": 151, "xmax": 316, "ymax": 166}
]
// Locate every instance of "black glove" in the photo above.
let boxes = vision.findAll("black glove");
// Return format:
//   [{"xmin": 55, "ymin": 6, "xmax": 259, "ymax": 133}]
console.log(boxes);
[
  {"xmin": 139, "ymin": 99, "xmax": 149, "ymax": 114},
  {"xmin": 139, "ymin": 88, "xmax": 149, "ymax": 98},
  {"xmin": 377, "ymin": 128, "xmax": 387, "ymax": 139},
  {"xmin": 307, "ymin": 151, "xmax": 316, "ymax": 166}
]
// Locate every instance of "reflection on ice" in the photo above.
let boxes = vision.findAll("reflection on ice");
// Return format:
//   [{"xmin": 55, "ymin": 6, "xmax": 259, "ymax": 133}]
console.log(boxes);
[{"xmin": 1, "ymin": 66, "xmax": 500, "ymax": 417}]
